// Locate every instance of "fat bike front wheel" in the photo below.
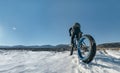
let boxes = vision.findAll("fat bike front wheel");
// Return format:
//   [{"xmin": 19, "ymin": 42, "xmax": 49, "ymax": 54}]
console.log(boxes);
[{"xmin": 77, "ymin": 34, "xmax": 96, "ymax": 64}]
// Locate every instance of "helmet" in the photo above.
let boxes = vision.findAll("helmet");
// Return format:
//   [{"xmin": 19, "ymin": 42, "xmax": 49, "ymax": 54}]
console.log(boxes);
[{"xmin": 74, "ymin": 22, "xmax": 81, "ymax": 28}]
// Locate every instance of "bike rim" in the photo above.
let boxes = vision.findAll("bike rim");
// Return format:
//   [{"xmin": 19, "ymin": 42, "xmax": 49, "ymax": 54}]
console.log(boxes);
[{"xmin": 77, "ymin": 36, "xmax": 91, "ymax": 60}]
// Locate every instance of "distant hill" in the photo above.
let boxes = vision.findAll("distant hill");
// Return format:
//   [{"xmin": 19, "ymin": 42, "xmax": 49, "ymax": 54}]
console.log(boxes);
[
  {"xmin": 97, "ymin": 42, "xmax": 120, "ymax": 48},
  {"xmin": 1, "ymin": 42, "xmax": 120, "ymax": 51},
  {"xmin": 37, "ymin": 45, "xmax": 55, "ymax": 48},
  {"xmin": 97, "ymin": 42, "xmax": 120, "ymax": 50},
  {"xmin": 0, "ymin": 44, "xmax": 71, "ymax": 51},
  {"xmin": 0, "ymin": 44, "xmax": 70, "ymax": 48},
  {"xmin": 55, "ymin": 44, "xmax": 70, "ymax": 48}
]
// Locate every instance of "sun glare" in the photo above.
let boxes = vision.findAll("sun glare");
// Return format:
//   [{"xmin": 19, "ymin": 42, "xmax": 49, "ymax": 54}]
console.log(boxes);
[{"xmin": 12, "ymin": 27, "xmax": 16, "ymax": 30}]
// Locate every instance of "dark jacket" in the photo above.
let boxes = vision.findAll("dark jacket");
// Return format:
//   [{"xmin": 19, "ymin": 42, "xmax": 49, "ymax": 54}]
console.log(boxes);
[{"xmin": 69, "ymin": 24, "xmax": 81, "ymax": 36}]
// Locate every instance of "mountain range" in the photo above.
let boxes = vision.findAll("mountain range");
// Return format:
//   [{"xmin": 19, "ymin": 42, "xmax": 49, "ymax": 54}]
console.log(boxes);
[
  {"xmin": 97, "ymin": 42, "xmax": 120, "ymax": 48},
  {"xmin": 0, "ymin": 44, "xmax": 70, "ymax": 48},
  {"xmin": 0, "ymin": 42, "xmax": 120, "ymax": 51}
]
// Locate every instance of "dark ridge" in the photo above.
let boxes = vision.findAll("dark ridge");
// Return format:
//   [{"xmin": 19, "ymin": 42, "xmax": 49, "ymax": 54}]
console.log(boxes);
[
  {"xmin": 0, "ymin": 44, "xmax": 71, "ymax": 52},
  {"xmin": 97, "ymin": 42, "xmax": 120, "ymax": 48},
  {"xmin": 1, "ymin": 42, "xmax": 120, "ymax": 51},
  {"xmin": 0, "ymin": 48, "xmax": 71, "ymax": 52}
]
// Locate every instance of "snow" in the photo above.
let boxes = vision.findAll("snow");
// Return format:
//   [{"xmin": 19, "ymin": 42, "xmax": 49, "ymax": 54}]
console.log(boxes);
[{"xmin": 0, "ymin": 50, "xmax": 120, "ymax": 73}]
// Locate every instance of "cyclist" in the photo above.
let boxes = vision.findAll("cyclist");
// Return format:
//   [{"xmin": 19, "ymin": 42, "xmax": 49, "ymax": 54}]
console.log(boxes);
[{"xmin": 69, "ymin": 22, "xmax": 82, "ymax": 53}]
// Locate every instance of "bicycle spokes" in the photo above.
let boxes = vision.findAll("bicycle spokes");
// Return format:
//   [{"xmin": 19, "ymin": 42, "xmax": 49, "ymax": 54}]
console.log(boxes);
[{"xmin": 80, "ymin": 37, "xmax": 91, "ymax": 58}]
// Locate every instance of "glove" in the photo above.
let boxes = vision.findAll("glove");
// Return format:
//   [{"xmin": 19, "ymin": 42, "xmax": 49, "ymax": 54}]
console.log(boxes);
[{"xmin": 79, "ymin": 32, "xmax": 83, "ymax": 38}]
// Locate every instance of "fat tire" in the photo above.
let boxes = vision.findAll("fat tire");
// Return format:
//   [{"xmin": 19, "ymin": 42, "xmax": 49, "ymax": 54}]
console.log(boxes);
[{"xmin": 78, "ymin": 34, "xmax": 96, "ymax": 64}]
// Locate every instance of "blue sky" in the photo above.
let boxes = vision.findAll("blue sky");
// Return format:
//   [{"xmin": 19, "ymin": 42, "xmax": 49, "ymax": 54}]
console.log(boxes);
[{"xmin": 0, "ymin": 0, "xmax": 120, "ymax": 46}]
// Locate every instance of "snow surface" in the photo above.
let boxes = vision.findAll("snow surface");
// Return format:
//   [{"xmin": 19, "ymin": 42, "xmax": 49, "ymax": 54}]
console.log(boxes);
[{"xmin": 0, "ymin": 50, "xmax": 120, "ymax": 73}]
